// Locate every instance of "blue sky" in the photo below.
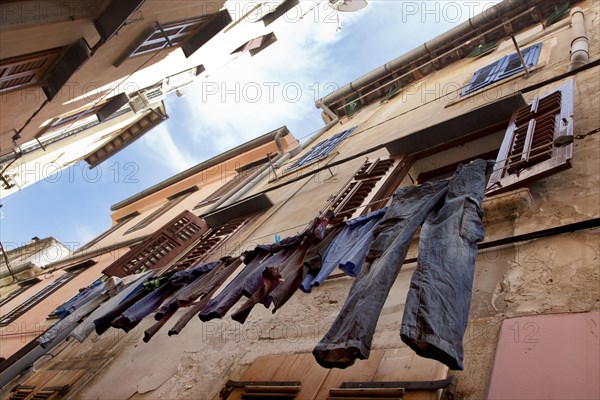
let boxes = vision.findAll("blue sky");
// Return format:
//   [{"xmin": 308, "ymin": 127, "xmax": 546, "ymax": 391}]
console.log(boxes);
[{"xmin": 0, "ymin": 1, "xmax": 499, "ymax": 251}]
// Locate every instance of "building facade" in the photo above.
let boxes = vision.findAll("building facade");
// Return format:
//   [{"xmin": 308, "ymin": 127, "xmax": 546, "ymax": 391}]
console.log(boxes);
[
  {"xmin": 0, "ymin": 0, "xmax": 299, "ymax": 197},
  {"xmin": 0, "ymin": 0, "xmax": 598, "ymax": 398}
]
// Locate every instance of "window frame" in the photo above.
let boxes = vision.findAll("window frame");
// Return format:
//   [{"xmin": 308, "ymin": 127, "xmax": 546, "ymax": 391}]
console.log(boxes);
[{"xmin": 323, "ymin": 156, "xmax": 410, "ymax": 225}]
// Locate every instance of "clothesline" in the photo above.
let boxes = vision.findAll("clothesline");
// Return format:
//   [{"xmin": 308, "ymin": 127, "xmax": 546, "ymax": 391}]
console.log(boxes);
[{"xmin": 232, "ymin": 146, "xmax": 553, "ymax": 245}]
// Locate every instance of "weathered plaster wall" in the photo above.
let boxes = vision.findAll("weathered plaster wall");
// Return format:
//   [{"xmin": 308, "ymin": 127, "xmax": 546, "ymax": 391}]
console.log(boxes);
[{"xmin": 10, "ymin": 1, "xmax": 599, "ymax": 399}]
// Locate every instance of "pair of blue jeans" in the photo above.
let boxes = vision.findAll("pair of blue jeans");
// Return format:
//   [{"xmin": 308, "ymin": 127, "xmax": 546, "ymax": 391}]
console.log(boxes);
[{"xmin": 313, "ymin": 159, "xmax": 492, "ymax": 370}]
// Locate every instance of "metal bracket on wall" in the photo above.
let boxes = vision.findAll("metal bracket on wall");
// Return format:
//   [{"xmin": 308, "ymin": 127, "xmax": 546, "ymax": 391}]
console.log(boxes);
[
  {"xmin": 220, "ymin": 380, "xmax": 301, "ymax": 399},
  {"xmin": 337, "ymin": 375, "xmax": 458, "ymax": 400}
]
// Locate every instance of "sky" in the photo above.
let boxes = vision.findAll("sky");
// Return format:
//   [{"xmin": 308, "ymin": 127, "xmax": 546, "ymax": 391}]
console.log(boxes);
[{"xmin": 0, "ymin": 0, "xmax": 501, "ymax": 253}]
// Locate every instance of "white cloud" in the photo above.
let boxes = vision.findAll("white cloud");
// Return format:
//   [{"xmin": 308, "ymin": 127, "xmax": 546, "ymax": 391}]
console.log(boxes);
[
  {"xmin": 139, "ymin": 119, "xmax": 197, "ymax": 174},
  {"xmin": 174, "ymin": 1, "xmax": 373, "ymax": 152}
]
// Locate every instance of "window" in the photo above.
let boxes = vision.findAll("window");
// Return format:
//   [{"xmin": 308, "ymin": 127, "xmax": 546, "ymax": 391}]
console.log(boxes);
[
  {"xmin": 131, "ymin": 17, "xmax": 209, "ymax": 57},
  {"xmin": 102, "ymin": 210, "xmax": 209, "ymax": 277},
  {"xmin": 324, "ymin": 157, "xmax": 409, "ymax": 225},
  {"xmin": 231, "ymin": 33, "xmax": 277, "ymax": 57},
  {"xmin": 461, "ymin": 42, "xmax": 542, "ymax": 96},
  {"xmin": 50, "ymin": 94, "xmax": 130, "ymax": 133},
  {"xmin": 124, "ymin": 187, "xmax": 198, "ymax": 235},
  {"xmin": 114, "ymin": 10, "xmax": 232, "ymax": 66},
  {"xmin": 167, "ymin": 217, "xmax": 253, "ymax": 271},
  {"xmin": 285, "ymin": 127, "xmax": 357, "ymax": 173},
  {"xmin": 487, "ymin": 79, "xmax": 574, "ymax": 195},
  {"xmin": 0, "ymin": 48, "xmax": 61, "ymax": 93},
  {"xmin": 0, "ymin": 272, "xmax": 78, "ymax": 327}
]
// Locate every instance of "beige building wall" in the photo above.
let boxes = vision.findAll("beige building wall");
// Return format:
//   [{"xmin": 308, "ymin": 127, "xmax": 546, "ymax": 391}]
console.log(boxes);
[{"xmin": 1, "ymin": 1, "xmax": 598, "ymax": 398}]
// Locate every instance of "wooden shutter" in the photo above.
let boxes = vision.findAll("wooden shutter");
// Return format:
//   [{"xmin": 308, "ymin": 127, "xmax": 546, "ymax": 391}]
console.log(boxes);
[
  {"xmin": 260, "ymin": 0, "xmax": 300, "ymax": 26},
  {"xmin": 495, "ymin": 43, "xmax": 542, "ymax": 81},
  {"xmin": 461, "ymin": 60, "xmax": 502, "ymax": 96},
  {"xmin": 285, "ymin": 127, "xmax": 357, "ymax": 173},
  {"xmin": 462, "ymin": 43, "xmax": 542, "ymax": 96},
  {"xmin": 102, "ymin": 210, "xmax": 209, "ymax": 277},
  {"xmin": 327, "ymin": 158, "xmax": 405, "ymax": 224},
  {"xmin": 0, "ymin": 49, "xmax": 61, "ymax": 93},
  {"xmin": 43, "ymin": 39, "xmax": 91, "ymax": 101},
  {"xmin": 167, "ymin": 217, "xmax": 250, "ymax": 271},
  {"xmin": 487, "ymin": 79, "xmax": 575, "ymax": 195},
  {"xmin": 94, "ymin": 0, "xmax": 146, "ymax": 43},
  {"xmin": 0, "ymin": 273, "xmax": 78, "ymax": 327}
]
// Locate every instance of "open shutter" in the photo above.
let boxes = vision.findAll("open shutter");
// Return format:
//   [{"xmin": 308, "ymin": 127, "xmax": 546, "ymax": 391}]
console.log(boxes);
[
  {"xmin": 328, "ymin": 158, "xmax": 396, "ymax": 225},
  {"xmin": 260, "ymin": 0, "xmax": 300, "ymax": 26},
  {"xmin": 167, "ymin": 217, "xmax": 249, "ymax": 271},
  {"xmin": 43, "ymin": 39, "xmax": 91, "ymax": 100},
  {"xmin": 181, "ymin": 9, "xmax": 232, "ymax": 58},
  {"xmin": 0, "ymin": 49, "xmax": 61, "ymax": 93},
  {"xmin": 94, "ymin": 0, "xmax": 146, "ymax": 43},
  {"xmin": 487, "ymin": 79, "xmax": 574, "ymax": 195},
  {"xmin": 102, "ymin": 210, "xmax": 209, "ymax": 277}
]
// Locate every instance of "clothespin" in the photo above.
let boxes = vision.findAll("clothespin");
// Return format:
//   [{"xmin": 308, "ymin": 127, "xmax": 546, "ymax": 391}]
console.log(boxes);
[
  {"xmin": 274, "ymin": 234, "xmax": 281, "ymax": 244},
  {"xmin": 413, "ymin": 180, "xmax": 419, "ymax": 185}
]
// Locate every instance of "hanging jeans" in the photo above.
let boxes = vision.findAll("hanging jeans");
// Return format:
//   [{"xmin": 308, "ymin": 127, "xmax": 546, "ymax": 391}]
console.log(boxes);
[{"xmin": 313, "ymin": 159, "xmax": 492, "ymax": 371}]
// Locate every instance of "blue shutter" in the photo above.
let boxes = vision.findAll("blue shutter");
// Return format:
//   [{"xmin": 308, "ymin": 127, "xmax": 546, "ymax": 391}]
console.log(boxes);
[
  {"xmin": 494, "ymin": 43, "xmax": 542, "ymax": 81},
  {"xmin": 461, "ymin": 60, "xmax": 502, "ymax": 96},
  {"xmin": 461, "ymin": 42, "xmax": 542, "ymax": 97},
  {"xmin": 285, "ymin": 126, "xmax": 356, "ymax": 172}
]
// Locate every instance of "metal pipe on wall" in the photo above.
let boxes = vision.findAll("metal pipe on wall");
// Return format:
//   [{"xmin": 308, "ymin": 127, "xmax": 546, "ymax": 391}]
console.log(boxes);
[{"xmin": 569, "ymin": 7, "xmax": 589, "ymax": 71}]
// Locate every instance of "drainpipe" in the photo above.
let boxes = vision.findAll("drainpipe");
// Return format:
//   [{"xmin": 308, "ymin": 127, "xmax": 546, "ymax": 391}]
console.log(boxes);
[
  {"xmin": 319, "ymin": 0, "xmax": 528, "ymax": 107},
  {"xmin": 568, "ymin": 7, "xmax": 589, "ymax": 72},
  {"xmin": 214, "ymin": 103, "xmax": 340, "ymax": 210}
]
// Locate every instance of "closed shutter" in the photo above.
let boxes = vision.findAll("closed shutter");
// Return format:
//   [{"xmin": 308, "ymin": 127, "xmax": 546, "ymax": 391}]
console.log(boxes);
[
  {"xmin": 328, "ymin": 158, "xmax": 396, "ymax": 225},
  {"xmin": 0, "ymin": 272, "xmax": 79, "ymax": 327},
  {"xmin": 0, "ymin": 49, "xmax": 61, "ymax": 93},
  {"xmin": 462, "ymin": 43, "xmax": 542, "ymax": 96},
  {"xmin": 285, "ymin": 127, "xmax": 356, "ymax": 173},
  {"xmin": 495, "ymin": 42, "xmax": 542, "ymax": 81},
  {"xmin": 487, "ymin": 79, "xmax": 575, "ymax": 195},
  {"xmin": 102, "ymin": 210, "xmax": 209, "ymax": 277}
]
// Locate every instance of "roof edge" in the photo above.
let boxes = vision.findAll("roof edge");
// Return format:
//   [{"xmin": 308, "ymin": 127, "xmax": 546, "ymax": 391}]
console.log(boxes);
[{"xmin": 110, "ymin": 126, "xmax": 292, "ymax": 211}]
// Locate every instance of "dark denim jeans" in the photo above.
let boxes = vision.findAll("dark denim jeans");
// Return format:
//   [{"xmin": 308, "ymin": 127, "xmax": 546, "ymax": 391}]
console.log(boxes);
[{"xmin": 313, "ymin": 159, "xmax": 492, "ymax": 370}]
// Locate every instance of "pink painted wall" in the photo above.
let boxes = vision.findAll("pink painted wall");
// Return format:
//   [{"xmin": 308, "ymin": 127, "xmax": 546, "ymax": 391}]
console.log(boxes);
[{"xmin": 488, "ymin": 311, "xmax": 600, "ymax": 400}]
